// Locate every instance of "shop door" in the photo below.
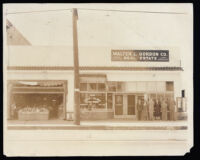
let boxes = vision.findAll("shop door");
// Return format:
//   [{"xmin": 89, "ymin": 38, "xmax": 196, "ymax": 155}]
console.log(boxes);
[
  {"xmin": 114, "ymin": 95, "xmax": 123, "ymax": 115},
  {"xmin": 127, "ymin": 95, "xmax": 136, "ymax": 115}
]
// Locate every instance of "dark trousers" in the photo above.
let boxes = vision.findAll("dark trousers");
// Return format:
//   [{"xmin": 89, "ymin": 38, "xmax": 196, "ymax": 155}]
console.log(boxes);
[{"xmin": 138, "ymin": 111, "xmax": 142, "ymax": 120}]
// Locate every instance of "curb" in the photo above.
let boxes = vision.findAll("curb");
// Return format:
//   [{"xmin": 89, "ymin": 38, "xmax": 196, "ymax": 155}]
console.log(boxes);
[{"xmin": 7, "ymin": 125, "xmax": 188, "ymax": 130}]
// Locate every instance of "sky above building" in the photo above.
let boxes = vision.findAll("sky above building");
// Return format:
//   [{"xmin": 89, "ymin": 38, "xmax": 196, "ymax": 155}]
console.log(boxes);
[
  {"xmin": 5, "ymin": 3, "xmax": 192, "ymax": 47},
  {"xmin": 4, "ymin": 4, "xmax": 192, "ymax": 74}
]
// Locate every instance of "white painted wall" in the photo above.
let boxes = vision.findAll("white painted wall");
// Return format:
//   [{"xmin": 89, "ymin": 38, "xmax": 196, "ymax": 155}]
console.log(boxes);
[{"xmin": 7, "ymin": 46, "xmax": 180, "ymax": 67}]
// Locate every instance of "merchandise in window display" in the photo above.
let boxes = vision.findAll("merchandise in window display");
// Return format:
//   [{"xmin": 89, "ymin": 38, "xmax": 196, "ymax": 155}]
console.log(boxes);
[{"xmin": 18, "ymin": 106, "xmax": 49, "ymax": 120}]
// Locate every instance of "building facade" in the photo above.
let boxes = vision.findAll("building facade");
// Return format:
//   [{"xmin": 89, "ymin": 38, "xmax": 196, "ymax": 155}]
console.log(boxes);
[{"xmin": 6, "ymin": 46, "xmax": 187, "ymax": 122}]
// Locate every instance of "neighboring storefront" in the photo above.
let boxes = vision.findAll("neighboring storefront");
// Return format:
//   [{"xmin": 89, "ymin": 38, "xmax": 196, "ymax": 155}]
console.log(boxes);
[
  {"xmin": 79, "ymin": 74, "xmax": 179, "ymax": 120},
  {"xmin": 7, "ymin": 80, "xmax": 67, "ymax": 121}
]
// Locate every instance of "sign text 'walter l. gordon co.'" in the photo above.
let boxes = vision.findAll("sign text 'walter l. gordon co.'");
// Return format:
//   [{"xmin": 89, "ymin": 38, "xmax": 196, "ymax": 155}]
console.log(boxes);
[{"xmin": 111, "ymin": 50, "xmax": 169, "ymax": 62}]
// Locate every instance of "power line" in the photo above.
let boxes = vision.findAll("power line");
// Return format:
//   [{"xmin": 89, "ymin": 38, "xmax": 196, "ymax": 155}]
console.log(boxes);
[
  {"xmin": 6, "ymin": 8, "xmax": 72, "ymax": 15},
  {"xmin": 77, "ymin": 8, "xmax": 187, "ymax": 15},
  {"xmin": 5, "ymin": 7, "xmax": 186, "ymax": 15}
]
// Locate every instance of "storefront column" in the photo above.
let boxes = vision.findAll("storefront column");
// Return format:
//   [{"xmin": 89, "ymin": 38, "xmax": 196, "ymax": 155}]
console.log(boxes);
[
  {"xmin": 7, "ymin": 83, "xmax": 12, "ymax": 120},
  {"xmin": 63, "ymin": 81, "xmax": 67, "ymax": 120},
  {"xmin": 66, "ymin": 78, "xmax": 74, "ymax": 120},
  {"xmin": 123, "ymin": 95, "xmax": 127, "ymax": 115}
]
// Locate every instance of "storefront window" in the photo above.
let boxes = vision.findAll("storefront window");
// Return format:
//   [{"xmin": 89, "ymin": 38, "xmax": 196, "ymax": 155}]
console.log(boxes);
[
  {"xmin": 108, "ymin": 82, "xmax": 117, "ymax": 92},
  {"xmin": 108, "ymin": 82, "xmax": 124, "ymax": 92},
  {"xmin": 98, "ymin": 83, "xmax": 106, "ymax": 91},
  {"xmin": 10, "ymin": 94, "xmax": 64, "ymax": 120},
  {"xmin": 80, "ymin": 80, "xmax": 107, "ymax": 111},
  {"xmin": 88, "ymin": 83, "xmax": 97, "ymax": 91},
  {"xmin": 80, "ymin": 83, "xmax": 87, "ymax": 91},
  {"xmin": 8, "ymin": 81, "xmax": 66, "ymax": 121},
  {"xmin": 95, "ymin": 93, "xmax": 106, "ymax": 109},
  {"xmin": 117, "ymin": 82, "xmax": 122, "ymax": 91},
  {"xmin": 80, "ymin": 93, "xmax": 106, "ymax": 110},
  {"xmin": 80, "ymin": 93, "xmax": 88, "ymax": 104},
  {"xmin": 166, "ymin": 81, "xmax": 174, "ymax": 91}
]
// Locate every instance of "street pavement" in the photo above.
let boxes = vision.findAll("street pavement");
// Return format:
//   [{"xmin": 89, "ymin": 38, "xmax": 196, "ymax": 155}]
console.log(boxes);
[
  {"xmin": 7, "ymin": 120, "xmax": 188, "ymax": 130},
  {"xmin": 4, "ymin": 120, "xmax": 192, "ymax": 156},
  {"xmin": 4, "ymin": 127, "xmax": 191, "ymax": 156}
]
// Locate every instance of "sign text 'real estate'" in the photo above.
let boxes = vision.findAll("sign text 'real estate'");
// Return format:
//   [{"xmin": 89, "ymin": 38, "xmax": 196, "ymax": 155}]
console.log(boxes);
[{"xmin": 111, "ymin": 50, "xmax": 169, "ymax": 62}]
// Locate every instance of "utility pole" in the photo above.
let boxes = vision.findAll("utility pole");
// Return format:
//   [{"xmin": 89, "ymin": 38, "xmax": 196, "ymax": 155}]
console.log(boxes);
[{"xmin": 72, "ymin": 8, "xmax": 80, "ymax": 125}]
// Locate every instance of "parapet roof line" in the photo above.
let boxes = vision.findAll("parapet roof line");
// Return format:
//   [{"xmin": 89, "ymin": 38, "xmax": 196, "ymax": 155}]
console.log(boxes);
[{"xmin": 7, "ymin": 66, "xmax": 184, "ymax": 71}]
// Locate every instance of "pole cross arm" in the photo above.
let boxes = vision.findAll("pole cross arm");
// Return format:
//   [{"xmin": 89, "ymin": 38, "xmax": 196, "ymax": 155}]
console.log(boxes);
[{"xmin": 73, "ymin": 8, "xmax": 78, "ymax": 20}]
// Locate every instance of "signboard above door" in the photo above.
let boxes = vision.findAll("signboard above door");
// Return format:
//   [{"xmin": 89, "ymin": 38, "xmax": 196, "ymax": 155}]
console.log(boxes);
[{"xmin": 111, "ymin": 50, "xmax": 169, "ymax": 62}]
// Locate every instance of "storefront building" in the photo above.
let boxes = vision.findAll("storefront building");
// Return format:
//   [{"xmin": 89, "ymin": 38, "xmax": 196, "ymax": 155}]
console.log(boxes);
[{"xmin": 6, "ymin": 46, "xmax": 187, "ymax": 122}]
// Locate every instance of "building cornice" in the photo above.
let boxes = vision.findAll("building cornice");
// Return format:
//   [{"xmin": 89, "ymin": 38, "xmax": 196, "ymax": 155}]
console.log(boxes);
[{"xmin": 7, "ymin": 66, "xmax": 184, "ymax": 71}]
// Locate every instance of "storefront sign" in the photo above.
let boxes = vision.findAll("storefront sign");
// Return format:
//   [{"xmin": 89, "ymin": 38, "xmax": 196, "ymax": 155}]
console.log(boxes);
[
  {"xmin": 84, "ymin": 97, "xmax": 101, "ymax": 104},
  {"xmin": 111, "ymin": 50, "xmax": 169, "ymax": 62}
]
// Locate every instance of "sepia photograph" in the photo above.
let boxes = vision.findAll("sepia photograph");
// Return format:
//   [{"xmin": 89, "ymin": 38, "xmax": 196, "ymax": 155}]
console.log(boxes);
[{"xmin": 3, "ymin": 3, "xmax": 193, "ymax": 156}]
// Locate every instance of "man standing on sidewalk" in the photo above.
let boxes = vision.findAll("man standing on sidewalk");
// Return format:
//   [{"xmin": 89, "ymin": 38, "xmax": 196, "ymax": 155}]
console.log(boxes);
[
  {"xmin": 169, "ymin": 98, "xmax": 176, "ymax": 121},
  {"xmin": 142, "ymin": 100, "xmax": 148, "ymax": 120},
  {"xmin": 137, "ymin": 99, "xmax": 143, "ymax": 120},
  {"xmin": 161, "ymin": 99, "xmax": 168, "ymax": 121},
  {"xmin": 148, "ymin": 98, "xmax": 154, "ymax": 120}
]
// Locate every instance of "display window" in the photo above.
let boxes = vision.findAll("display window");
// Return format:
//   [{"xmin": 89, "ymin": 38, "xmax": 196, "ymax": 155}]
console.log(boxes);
[
  {"xmin": 80, "ymin": 80, "xmax": 175, "ymax": 115},
  {"xmin": 98, "ymin": 83, "xmax": 106, "ymax": 91},
  {"xmin": 108, "ymin": 82, "xmax": 117, "ymax": 92},
  {"xmin": 10, "ymin": 94, "xmax": 64, "ymax": 120},
  {"xmin": 107, "ymin": 82, "xmax": 125, "ymax": 92},
  {"xmin": 79, "ymin": 75, "xmax": 107, "ymax": 111},
  {"xmin": 8, "ymin": 80, "xmax": 66, "ymax": 121},
  {"xmin": 80, "ymin": 83, "xmax": 87, "ymax": 91},
  {"xmin": 79, "ymin": 78, "xmax": 107, "ymax": 110},
  {"xmin": 80, "ymin": 93, "xmax": 106, "ymax": 110},
  {"xmin": 88, "ymin": 83, "xmax": 97, "ymax": 91}
]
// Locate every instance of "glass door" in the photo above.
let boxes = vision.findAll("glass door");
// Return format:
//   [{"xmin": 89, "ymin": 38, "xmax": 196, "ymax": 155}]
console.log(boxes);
[
  {"xmin": 127, "ymin": 95, "xmax": 136, "ymax": 115},
  {"xmin": 114, "ymin": 95, "xmax": 123, "ymax": 115}
]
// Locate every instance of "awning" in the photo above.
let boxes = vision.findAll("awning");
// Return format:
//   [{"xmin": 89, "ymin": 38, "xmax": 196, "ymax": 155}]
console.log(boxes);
[
  {"xmin": 12, "ymin": 87, "xmax": 64, "ymax": 94},
  {"xmin": 18, "ymin": 81, "xmax": 38, "ymax": 86},
  {"xmin": 17, "ymin": 81, "xmax": 63, "ymax": 87},
  {"xmin": 12, "ymin": 81, "xmax": 65, "ymax": 94},
  {"xmin": 38, "ymin": 81, "xmax": 63, "ymax": 87}
]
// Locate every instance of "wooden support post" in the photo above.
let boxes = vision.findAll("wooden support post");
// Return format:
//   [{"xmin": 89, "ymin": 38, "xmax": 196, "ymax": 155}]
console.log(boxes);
[{"xmin": 72, "ymin": 8, "xmax": 80, "ymax": 125}]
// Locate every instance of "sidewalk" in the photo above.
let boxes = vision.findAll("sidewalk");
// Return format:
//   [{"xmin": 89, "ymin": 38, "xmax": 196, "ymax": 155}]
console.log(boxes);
[{"xmin": 7, "ymin": 120, "xmax": 188, "ymax": 130}]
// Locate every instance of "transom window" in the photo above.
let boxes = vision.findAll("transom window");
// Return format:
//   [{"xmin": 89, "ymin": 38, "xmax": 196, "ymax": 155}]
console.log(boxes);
[{"xmin": 80, "ymin": 83, "xmax": 106, "ymax": 92}]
